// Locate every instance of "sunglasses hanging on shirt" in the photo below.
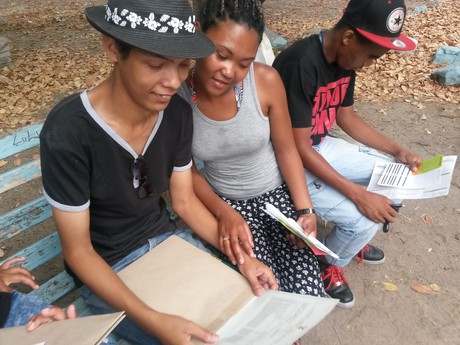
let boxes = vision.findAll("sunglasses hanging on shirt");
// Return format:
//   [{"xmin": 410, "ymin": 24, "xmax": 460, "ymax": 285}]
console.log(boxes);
[{"xmin": 132, "ymin": 154, "xmax": 154, "ymax": 199}]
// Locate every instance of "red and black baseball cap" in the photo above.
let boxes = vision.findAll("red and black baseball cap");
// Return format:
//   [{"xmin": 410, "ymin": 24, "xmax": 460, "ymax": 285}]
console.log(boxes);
[{"xmin": 342, "ymin": 0, "xmax": 417, "ymax": 51}]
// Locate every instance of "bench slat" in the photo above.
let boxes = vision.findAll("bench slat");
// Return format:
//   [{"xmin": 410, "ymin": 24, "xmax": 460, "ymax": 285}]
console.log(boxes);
[
  {"xmin": 0, "ymin": 159, "xmax": 41, "ymax": 194},
  {"xmin": 0, "ymin": 196, "xmax": 52, "ymax": 242},
  {"xmin": 0, "ymin": 232, "xmax": 61, "ymax": 271},
  {"xmin": 28, "ymin": 270, "xmax": 77, "ymax": 304},
  {"xmin": 0, "ymin": 123, "xmax": 42, "ymax": 160}
]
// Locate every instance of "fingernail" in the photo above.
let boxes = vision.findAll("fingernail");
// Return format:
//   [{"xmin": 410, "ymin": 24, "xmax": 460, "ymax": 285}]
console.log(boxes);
[
  {"xmin": 239, "ymin": 258, "xmax": 244, "ymax": 264},
  {"xmin": 250, "ymin": 252, "xmax": 256, "ymax": 258}
]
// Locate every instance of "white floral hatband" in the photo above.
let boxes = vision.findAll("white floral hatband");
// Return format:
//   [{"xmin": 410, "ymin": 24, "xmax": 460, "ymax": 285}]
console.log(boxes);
[{"xmin": 105, "ymin": 6, "xmax": 196, "ymax": 34}]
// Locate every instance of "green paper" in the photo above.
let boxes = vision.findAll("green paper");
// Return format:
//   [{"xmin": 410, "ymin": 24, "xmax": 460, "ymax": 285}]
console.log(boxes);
[{"xmin": 414, "ymin": 155, "xmax": 443, "ymax": 175}]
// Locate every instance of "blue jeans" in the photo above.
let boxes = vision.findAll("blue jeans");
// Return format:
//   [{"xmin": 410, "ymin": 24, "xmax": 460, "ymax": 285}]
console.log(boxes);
[
  {"xmin": 80, "ymin": 229, "xmax": 209, "ymax": 345},
  {"xmin": 307, "ymin": 136, "xmax": 398, "ymax": 267},
  {"xmin": 3, "ymin": 290, "xmax": 50, "ymax": 328}
]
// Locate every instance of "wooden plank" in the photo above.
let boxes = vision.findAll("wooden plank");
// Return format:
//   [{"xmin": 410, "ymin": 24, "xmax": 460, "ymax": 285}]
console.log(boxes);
[
  {"xmin": 0, "ymin": 123, "xmax": 42, "ymax": 160},
  {"xmin": 0, "ymin": 196, "xmax": 52, "ymax": 241},
  {"xmin": 0, "ymin": 232, "xmax": 61, "ymax": 271},
  {"xmin": 28, "ymin": 270, "xmax": 76, "ymax": 304},
  {"xmin": 0, "ymin": 159, "xmax": 41, "ymax": 194}
]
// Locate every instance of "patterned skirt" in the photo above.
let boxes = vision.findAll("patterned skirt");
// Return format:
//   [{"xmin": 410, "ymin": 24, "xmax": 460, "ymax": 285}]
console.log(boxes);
[{"xmin": 222, "ymin": 183, "xmax": 326, "ymax": 297}]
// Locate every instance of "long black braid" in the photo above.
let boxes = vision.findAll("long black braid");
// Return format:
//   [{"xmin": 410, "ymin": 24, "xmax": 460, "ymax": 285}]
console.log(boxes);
[{"xmin": 198, "ymin": 0, "xmax": 265, "ymax": 43}]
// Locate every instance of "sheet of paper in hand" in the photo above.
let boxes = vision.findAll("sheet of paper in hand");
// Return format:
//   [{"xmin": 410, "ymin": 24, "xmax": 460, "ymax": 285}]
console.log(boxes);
[
  {"xmin": 368, "ymin": 155, "xmax": 457, "ymax": 200},
  {"xmin": 377, "ymin": 155, "xmax": 443, "ymax": 189},
  {"xmin": 263, "ymin": 203, "xmax": 339, "ymax": 259},
  {"xmin": 0, "ymin": 312, "xmax": 125, "ymax": 345},
  {"xmin": 117, "ymin": 235, "xmax": 338, "ymax": 345}
]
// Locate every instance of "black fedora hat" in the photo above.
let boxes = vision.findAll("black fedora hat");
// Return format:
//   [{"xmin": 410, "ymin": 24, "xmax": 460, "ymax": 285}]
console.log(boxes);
[{"xmin": 85, "ymin": 0, "xmax": 215, "ymax": 58}]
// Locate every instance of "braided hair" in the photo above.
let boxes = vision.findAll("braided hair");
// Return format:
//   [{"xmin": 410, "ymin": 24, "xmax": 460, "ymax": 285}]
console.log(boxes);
[{"xmin": 199, "ymin": 0, "xmax": 265, "ymax": 43}]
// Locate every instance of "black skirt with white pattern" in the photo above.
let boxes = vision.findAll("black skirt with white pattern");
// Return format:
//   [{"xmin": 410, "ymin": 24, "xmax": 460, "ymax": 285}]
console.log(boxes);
[{"xmin": 222, "ymin": 183, "xmax": 326, "ymax": 297}]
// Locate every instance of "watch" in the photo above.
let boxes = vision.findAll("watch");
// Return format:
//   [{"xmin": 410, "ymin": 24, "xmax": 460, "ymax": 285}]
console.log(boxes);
[{"xmin": 295, "ymin": 208, "xmax": 316, "ymax": 217}]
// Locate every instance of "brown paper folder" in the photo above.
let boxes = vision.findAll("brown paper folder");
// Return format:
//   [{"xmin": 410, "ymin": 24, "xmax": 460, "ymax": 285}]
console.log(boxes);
[
  {"xmin": 117, "ymin": 235, "xmax": 254, "ymax": 332},
  {"xmin": 117, "ymin": 236, "xmax": 337, "ymax": 345},
  {"xmin": 0, "ymin": 311, "xmax": 125, "ymax": 345}
]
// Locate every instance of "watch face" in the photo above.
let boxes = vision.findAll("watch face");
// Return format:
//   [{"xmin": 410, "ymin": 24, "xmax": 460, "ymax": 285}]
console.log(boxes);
[{"xmin": 387, "ymin": 7, "xmax": 405, "ymax": 34}]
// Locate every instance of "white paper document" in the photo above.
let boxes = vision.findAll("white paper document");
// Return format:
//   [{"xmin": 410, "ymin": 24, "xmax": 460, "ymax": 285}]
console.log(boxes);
[
  {"xmin": 368, "ymin": 155, "xmax": 457, "ymax": 199},
  {"xmin": 264, "ymin": 203, "xmax": 339, "ymax": 259},
  {"xmin": 377, "ymin": 162, "xmax": 441, "ymax": 188},
  {"xmin": 216, "ymin": 290, "xmax": 337, "ymax": 345}
]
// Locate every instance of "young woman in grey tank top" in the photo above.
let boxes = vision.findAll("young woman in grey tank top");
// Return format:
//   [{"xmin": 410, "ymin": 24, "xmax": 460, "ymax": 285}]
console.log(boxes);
[{"xmin": 178, "ymin": 0, "xmax": 326, "ymax": 300}]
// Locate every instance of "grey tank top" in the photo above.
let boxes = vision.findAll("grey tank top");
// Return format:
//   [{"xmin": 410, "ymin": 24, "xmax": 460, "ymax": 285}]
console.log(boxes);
[{"xmin": 178, "ymin": 64, "xmax": 283, "ymax": 200}]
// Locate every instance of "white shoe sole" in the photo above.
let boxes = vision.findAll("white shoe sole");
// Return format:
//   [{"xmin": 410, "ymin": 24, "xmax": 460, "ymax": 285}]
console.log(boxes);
[
  {"xmin": 326, "ymin": 294, "xmax": 355, "ymax": 308},
  {"xmin": 359, "ymin": 256, "xmax": 386, "ymax": 265}
]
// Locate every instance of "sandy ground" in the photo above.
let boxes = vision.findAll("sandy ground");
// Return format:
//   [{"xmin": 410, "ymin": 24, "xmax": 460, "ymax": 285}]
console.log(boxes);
[{"xmin": 0, "ymin": 0, "xmax": 459, "ymax": 344}]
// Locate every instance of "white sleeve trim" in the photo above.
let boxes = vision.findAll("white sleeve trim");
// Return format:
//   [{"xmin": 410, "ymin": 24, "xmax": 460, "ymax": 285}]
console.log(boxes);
[
  {"xmin": 173, "ymin": 159, "xmax": 192, "ymax": 172},
  {"xmin": 43, "ymin": 188, "xmax": 90, "ymax": 213}
]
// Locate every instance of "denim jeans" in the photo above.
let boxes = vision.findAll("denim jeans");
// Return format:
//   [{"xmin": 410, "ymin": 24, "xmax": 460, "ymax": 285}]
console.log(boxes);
[
  {"xmin": 3, "ymin": 290, "xmax": 50, "ymax": 328},
  {"xmin": 306, "ymin": 136, "xmax": 398, "ymax": 267},
  {"xmin": 80, "ymin": 229, "xmax": 209, "ymax": 345}
]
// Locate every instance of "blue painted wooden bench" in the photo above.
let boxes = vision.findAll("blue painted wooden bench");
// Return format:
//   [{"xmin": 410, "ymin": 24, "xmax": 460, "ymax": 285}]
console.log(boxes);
[
  {"xmin": 0, "ymin": 122, "xmax": 96, "ymax": 315},
  {"xmin": 0, "ymin": 122, "xmax": 203, "ymax": 340}
]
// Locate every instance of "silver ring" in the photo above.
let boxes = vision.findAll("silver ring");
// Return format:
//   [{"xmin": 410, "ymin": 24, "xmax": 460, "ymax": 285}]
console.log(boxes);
[{"xmin": 222, "ymin": 236, "xmax": 230, "ymax": 241}]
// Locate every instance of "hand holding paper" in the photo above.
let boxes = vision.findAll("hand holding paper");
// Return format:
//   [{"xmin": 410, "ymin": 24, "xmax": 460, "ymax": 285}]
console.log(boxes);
[
  {"xmin": 368, "ymin": 155, "xmax": 457, "ymax": 200},
  {"xmin": 263, "ymin": 203, "xmax": 339, "ymax": 259}
]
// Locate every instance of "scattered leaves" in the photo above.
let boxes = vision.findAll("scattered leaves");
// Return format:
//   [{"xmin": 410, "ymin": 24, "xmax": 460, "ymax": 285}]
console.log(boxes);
[
  {"xmin": 430, "ymin": 283, "xmax": 441, "ymax": 292},
  {"xmin": 411, "ymin": 282, "xmax": 441, "ymax": 294},
  {"xmin": 411, "ymin": 282, "xmax": 433, "ymax": 294},
  {"xmin": 383, "ymin": 282, "xmax": 399, "ymax": 292},
  {"xmin": 422, "ymin": 214, "xmax": 435, "ymax": 224}
]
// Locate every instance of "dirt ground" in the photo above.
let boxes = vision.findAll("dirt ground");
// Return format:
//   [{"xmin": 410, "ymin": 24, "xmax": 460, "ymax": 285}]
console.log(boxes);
[{"xmin": 0, "ymin": 0, "xmax": 459, "ymax": 344}]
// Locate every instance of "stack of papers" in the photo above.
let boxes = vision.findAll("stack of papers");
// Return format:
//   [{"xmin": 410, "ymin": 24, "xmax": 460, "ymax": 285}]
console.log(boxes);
[
  {"xmin": 263, "ymin": 203, "xmax": 339, "ymax": 259},
  {"xmin": 368, "ymin": 155, "xmax": 457, "ymax": 199}
]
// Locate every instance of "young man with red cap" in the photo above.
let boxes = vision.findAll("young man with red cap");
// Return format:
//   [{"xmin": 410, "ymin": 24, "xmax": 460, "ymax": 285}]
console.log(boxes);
[{"xmin": 273, "ymin": 0, "xmax": 421, "ymax": 308}]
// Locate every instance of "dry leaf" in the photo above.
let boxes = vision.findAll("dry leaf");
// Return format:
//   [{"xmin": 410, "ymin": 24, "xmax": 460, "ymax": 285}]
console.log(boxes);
[
  {"xmin": 0, "ymin": 248, "xmax": 4, "ymax": 258},
  {"xmin": 422, "ymin": 214, "xmax": 434, "ymax": 224},
  {"xmin": 0, "ymin": 160, "xmax": 8, "ymax": 167},
  {"xmin": 382, "ymin": 282, "xmax": 399, "ymax": 291},
  {"xmin": 411, "ymin": 282, "xmax": 432, "ymax": 294},
  {"xmin": 430, "ymin": 283, "xmax": 441, "ymax": 292},
  {"xmin": 13, "ymin": 158, "xmax": 21, "ymax": 166}
]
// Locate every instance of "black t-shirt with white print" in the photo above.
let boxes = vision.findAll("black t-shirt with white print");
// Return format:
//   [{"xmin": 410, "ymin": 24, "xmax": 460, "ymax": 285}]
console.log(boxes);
[
  {"xmin": 273, "ymin": 33, "xmax": 355, "ymax": 145},
  {"xmin": 40, "ymin": 91, "xmax": 193, "ymax": 269}
]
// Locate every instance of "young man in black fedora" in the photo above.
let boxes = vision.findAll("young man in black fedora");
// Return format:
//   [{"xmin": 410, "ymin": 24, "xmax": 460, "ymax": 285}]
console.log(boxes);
[
  {"xmin": 273, "ymin": 0, "xmax": 422, "ymax": 308},
  {"xmin": 40, "ymin": 0, "xmax": 278, "ymax": 344}
]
